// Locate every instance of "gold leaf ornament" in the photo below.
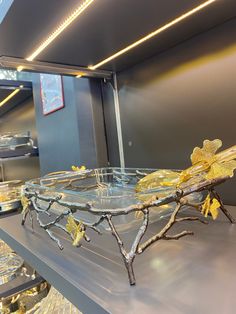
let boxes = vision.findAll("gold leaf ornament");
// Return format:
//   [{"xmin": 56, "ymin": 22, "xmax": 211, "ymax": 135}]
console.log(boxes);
[
  {"xmin": 206, "ymin": 160, "xmax": 236, "ymax": 180},
  {"xmin": 179, "ymin": 139, "xmax": 236, "ymax": 184},
  {"xmin": 190, "ymin": 139, "xmax": 222, "ymax": 165},
  {"xmin": 135, "ymin": 169, "xmax": 180, "ymax": 193},
  {"xmin": 66, "ymin": 216, "xmax": 85, "ymax": 246},
  {"xmin": 201, "ymin": 194, "xmax": 220, "ymax": 220},
  {"xmin": 136, "ymin": 139, "xmax": 236, "ymax": 194},
  {"xmin": 71, "ymin": 165, "xmax": 86, "ymax": 171},
  {"xmin": 135, "ymin": 210, "xmax": 144, "ymax": 220},
  {"xmin": 21, "ymin": 195, "xmax": 31, "ymax": 214}
]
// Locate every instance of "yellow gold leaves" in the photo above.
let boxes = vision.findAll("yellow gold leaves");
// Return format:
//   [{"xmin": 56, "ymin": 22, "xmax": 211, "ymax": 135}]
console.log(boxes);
[
  {"xmin": 66, "ymin": 216, "xmax": 85, "ymax": 246},
  {"xmin": 135, "ymin": 170, "xmax": 180, "ymax": 193},
  {"xmin": 21, "ymin": 195, "xmax": 31, "ymax": 214},
  {"xmin": 178, "ymin": 170, "xmax": 192, "ymax": 185},
  {"xmin": 179, "ymin": 139, "xmax": 236, "ymax": 183},
  {"xmin": 201, "ymin": 194, "xmax": 220, "ymax": 220},
  {"xmin": 135, "ymin": 211, "xmax": 144, "ymax": 219},
  {"xmin": 71, "ymin": 165, "xmax": 86, "ymax": 171},
  {"xmin": 191, "ymin": 139, "xmax": 222, "ymax": 165},
  {"xmin": 206, "ymin": 160, "xmax": 236, "ymax": 180},
  {"xmin": 136, "ymin": 139, "xmax": 236, "ymax": 194}
]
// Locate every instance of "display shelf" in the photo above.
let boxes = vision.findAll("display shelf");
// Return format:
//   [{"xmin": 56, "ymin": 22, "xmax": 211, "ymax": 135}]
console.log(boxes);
[
  {"xmin": 0, "ymin": 208, "xmax": 236, "ymax": 314},
  {"xmin": 0, "ymin": 265, "xmax": 44, "ymax": 299},
  {"xmin": 0, "ymin": 147, "xmax": 38, "ymax": 159},
  {"xmin": 0, "ymin": 148, "xmax": 39, "ymax": 181}
]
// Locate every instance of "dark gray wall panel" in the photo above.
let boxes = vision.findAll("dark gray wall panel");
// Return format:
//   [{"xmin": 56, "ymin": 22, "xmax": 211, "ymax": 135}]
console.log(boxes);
[
  {"xmin": 33, "ymin": 75, "xmax": 81, "ymax": 175},
  {"xmin": 116, "ymin": 18, "xmax": 236, "ymax": 204},
  {"xmin": 33, "ymin": 75, "xmax": 108, "ymax": 175},
  {"xmin": 74, "ymin": 78, "xmax": 108, "ymax": 168}
]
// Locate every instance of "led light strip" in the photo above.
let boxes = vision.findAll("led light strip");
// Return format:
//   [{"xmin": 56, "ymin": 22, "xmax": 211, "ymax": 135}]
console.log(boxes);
[
  {"xmin": 0, "ymin": 85, "xmax": 23, "ymax": 107},
  {"xmin": 89, "ymin": 0, "xmax": 217, "ymax": 70},
  {"xmin": 26, "ymin": 0, "xmax": 95, "ymax": 62}
]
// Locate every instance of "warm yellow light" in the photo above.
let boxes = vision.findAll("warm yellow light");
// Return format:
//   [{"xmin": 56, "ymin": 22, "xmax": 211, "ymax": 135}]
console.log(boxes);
[
  {"xmin": 17, "ymin": 66, "xmax": 24, "ymax": 72},
  {"xmin": 26, "ymin": 0, "xmax": 95, "ymax": 62},
  {"xmin": 89, "ymin": 0, "xmax": 217, "ymax": 70},
  {"xmin": 76, "ymin": 72, "xmax": 85, "ymax": 78},
  {"xmin": 0, "ymin": 88, "xmax": 21, "ymax": 107}
]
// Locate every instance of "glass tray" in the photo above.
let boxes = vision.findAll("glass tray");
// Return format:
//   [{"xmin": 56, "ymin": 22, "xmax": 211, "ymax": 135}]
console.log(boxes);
[
  {"xmin": 25, "ymin": 168, "xmax": 202, "ymax": 232},
  {"xmin": 0, "ymin": 180, "xmax": 22, "ymax": 213}
]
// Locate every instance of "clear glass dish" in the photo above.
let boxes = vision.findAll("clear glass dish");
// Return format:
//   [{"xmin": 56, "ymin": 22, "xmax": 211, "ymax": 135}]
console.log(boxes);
[
  {"xmin": 0, "ymin": 180, "xmax": 22, "ymax": 213},
  {"xmin": 25, "ymin": 168, "xmax": 202, "ymax": 232},
  {"xmin": 0, "ymin": 131, "xmax": 34, "ymax": 151},
  {"xmin": 0, "ymin": 252, "xmax": 24, "ymax": 285},
  {"xmin": 0, "ymin": 180, "xmax": 22, "ymax": 202}
]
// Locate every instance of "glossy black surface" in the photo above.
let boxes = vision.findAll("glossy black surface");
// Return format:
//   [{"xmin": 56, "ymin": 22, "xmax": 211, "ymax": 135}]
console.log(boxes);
[{"xmin": 0, "ymin": 0, "xmax": 236, "ymax": 71}]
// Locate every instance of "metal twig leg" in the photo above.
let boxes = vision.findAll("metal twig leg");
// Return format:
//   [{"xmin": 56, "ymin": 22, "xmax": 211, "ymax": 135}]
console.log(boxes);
[
  {"xmin": 138, "ymin": 200, "xmax": 198, "ymax": 254},
  {"xmin": 106, "ymin": 209, "xmax": 149, "ymax": 285},
  {"xmin": 106, "ymin": 214, "xmax": 133, "ymax": 284},
  {"xmin": 21, "ymin": 206, "xmax": 31, "ymax": 226},
  {"xmin": 211, "ymin": 189, "xmax": 236, "ymax": 224},
  {"xmin": 21, "ymin": 211, "xmax": 28, "ymax": 226},
  {"xmin": 45, "ymin": 229, "xmax": 63, "ymax": 250},
  {"xmin": 29, "ymin": 210, "xmax": 34, "ymax": 230},
  {"xmin": 127, "ymin": 208, "xmax": 150, "ymax": 285},
  {"xmin": 35, "ymin": 212, "xmax": 64, "ymax": 250}
]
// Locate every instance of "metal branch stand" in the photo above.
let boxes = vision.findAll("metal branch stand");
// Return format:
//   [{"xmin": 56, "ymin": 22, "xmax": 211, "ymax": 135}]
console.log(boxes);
[{"xmin": 21, "ymin": 166, "xmax": 235, "ymax": 286}]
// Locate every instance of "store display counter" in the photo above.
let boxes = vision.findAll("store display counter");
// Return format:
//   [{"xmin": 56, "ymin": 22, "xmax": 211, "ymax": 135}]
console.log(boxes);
[
  {"xmin": 0, "ymin": 147, "xmax": 38, "ymax": 159},
  {"xmin": 0, "ymin": 208, "xmax": 235, "ymax": 314}
]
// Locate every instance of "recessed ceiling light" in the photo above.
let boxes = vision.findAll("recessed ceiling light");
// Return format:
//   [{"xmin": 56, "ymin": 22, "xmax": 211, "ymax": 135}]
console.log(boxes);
[
  {"xmin": 17, "ymin": 66, "xmax": 23, "ymax": 72},
  {"xmin": 0, "ymin": 87, "xmax": 20, "ymax": 107},
  {"xmin": 76, "ymin": 72, "xmax": 85, "ymax": 78},
  {"xmin": 26, "ymin": 0, "xmax": 95, "ymax": 62},
  {"xmin": 89, "ymin": 0, "xmax": 217, "ymax": 70},
  {"xmin": 0, "ymin": 0, "xmax": 14, "ymax": 24}
]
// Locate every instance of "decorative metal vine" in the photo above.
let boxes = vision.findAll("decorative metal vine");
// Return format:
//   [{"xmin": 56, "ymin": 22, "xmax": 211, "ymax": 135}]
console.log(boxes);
[{"xmin": 21, "ymin": 139, "xmax": 236, "ymax": 285}]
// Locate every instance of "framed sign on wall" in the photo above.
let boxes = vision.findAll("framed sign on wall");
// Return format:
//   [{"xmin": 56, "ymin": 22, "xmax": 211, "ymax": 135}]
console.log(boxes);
[{"xmin": 40, "ymin": 73, "xmax": 64, "ymax": 115}]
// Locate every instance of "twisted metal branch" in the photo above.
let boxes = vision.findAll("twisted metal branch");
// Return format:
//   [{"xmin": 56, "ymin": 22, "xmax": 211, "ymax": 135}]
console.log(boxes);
[
  {"xmin": 106, "ymin": 209, "xmax": 150, "ymax": 285},
  {"xmin": 24, "ymin": 195, "xmax": 103, "ymax": 249},
  {"xmin": 138, "ymin": 202, "xmax": 182, "ymax": 253},
  {"xmin": 163, "ymin": 231, "xmax": 194, "ymax": 240},
  {"xmin": 22, "ymin": 175, "xmax": 235, "ymax": 285},
  {"xmin": 175, "ymin": 217, "xmax": 208, "ymax": 224}
]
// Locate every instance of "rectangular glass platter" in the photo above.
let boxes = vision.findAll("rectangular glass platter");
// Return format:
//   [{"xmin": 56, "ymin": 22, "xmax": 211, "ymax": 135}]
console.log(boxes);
[{"xmin": 25, "ymin": 168, "xmax": 202, "ymax": 232}]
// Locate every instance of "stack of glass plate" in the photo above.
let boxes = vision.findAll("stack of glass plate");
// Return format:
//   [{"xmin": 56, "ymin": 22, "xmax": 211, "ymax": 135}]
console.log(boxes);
[
  {"xmin": 27, "ymin": 287, "xmax": 82, "ymax": 314},
  {"xmin": 0, "ymin": 240, "xmax": 13, "ymax": 255},
  {"xmin": 0, "ymin": 180, "xmax": 22, "ymax": 213},
  {"xmin": 0, "ymin": 132, "xmax": 33, "ymax": 151},
  {"xmin": 0, "ymin": 241, "xmax": 23, "ymax": 285}
]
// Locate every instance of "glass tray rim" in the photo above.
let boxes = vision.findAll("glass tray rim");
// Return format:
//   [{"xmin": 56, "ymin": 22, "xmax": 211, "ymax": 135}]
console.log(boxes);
[{"xmin": 25, "ymin": 167, "xmax": 181, "ymax": 197}]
